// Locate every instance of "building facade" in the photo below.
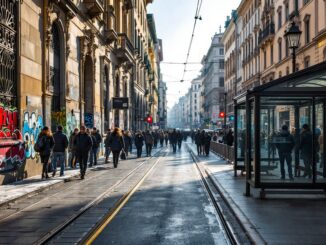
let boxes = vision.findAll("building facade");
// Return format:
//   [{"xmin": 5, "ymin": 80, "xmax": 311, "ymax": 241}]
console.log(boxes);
[
  {"xmin": 158, "ymin": 79, "xmax": 167, "ymax": 129},
  {"xmin": 202, "ymin": 32, "xmax": 225, "ymax": 129},
  {"xmin": 0, "ymin": 0, "xmax": 163, "ymax": 184}
]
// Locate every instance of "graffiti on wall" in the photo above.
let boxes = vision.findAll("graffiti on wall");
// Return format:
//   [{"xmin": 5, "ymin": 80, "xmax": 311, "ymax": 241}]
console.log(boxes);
[
  {"xmin": 23, "ymin": 112, "xmax": 43, "ymax": 159},
  {"xmin": 0, "ymin": 104, "xmax": 25, "ymax": 173},
  {"xmin": 51, "ymin": 109, "xmax": 66, "ymax": 132},
  {"xmin": 85, "ymin": 113, "xmax": 94, "ymax": 128}
]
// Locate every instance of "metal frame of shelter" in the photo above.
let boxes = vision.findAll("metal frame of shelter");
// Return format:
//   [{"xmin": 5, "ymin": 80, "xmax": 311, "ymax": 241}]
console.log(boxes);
[{"xmin": 234, "ymin": 61, "xmax": 326, "ymax": 196}]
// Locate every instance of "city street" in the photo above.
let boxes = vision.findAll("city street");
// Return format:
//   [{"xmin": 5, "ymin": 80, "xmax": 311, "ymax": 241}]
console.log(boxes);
[{"xmin": 0, "ymin": 144, "xmax": 245, "ymax": 245}]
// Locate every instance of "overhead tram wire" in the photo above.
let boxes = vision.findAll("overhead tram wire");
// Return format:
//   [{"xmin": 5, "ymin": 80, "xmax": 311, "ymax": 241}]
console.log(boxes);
[{"xmin": 180, "ymin": 0, "xmax": 203, "ymax": 83}]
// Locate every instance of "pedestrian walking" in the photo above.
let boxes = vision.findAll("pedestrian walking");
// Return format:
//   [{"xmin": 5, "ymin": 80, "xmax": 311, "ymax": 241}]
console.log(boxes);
[
  {"xmin": 225, "ymin": 129, "xmax": 234, "ymax": 146},
  {"xmin": 159, "ymin": 131, "xmax": 164, "ymax": 147},
  {"xmin": 108, "ymin": 127, "xmax": 125, "ymax": 168},
  {"xmin": 177, "ymin": 130, "xmax": 183, "ymax": 150},
  {"xmin": 153, "ymin": 131, "xmax": 159, "ymax": 148},
  {"xmin": 200, "ymin": 130, "xmax": 206, "ymax": 155},
  {"xmin": 74, "ymin": 125, "xmax": 93, "ymax": 179},
  {"xmin": 89, "ymin": 127, "xmax": 102, "ymax": 167},
  {"xmin": 123, "ymin": 130, "xmax": 132, "ymax": 157},
  {"xmin": 164, "ymin": 131, "xmax": 169, "ymax": 146},
  {"xmin": 68, "ymin": 128, "xmax": 79, "ymax": 168},
  {"xmin": 144, "ymin": 131, "xmax": 154, "ymax": 156},
  {"xmin": 195, "ymin": 130, "xmax": 202, "ymax": 155},
  {"xmin": 275, "ymin": 125, "xmax": 295, "ymax": 180},
  {"xmin": 204, "ymin": 132, "xmax": 211, "ymax": 156},
  {"xmin": 51, "ymin": 125, "xmax": 68, "ymax": 177},
  {"xmin": 299, "ymin": 124, "xmax": 313, "ymax": 178},
  {"xmin": 104, "ymin": 129, "xmax": 111, "ymax": 163},
  {"xmin": 37, "ymin": 126, "xmax": 54, "ymax": 179},
  {"xmin": 135, "ymin": 131, "xmax": 144, "ymax": 158},
  {"xmin": 170, "ymin": 129, "xmax": 178, "ymax": 153}
]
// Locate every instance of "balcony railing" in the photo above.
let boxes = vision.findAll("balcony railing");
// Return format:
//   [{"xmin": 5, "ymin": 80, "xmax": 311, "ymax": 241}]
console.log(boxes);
[
  {"xmin": 258, "ymin": 23, "xmax": 275, "ymax": 45},
  {"xmin": 83, "ymin": 0, "xmax": 104, "ymax": 18},
  {"xmin": 116, "ymin": 33, "xmax": 134, "ymax": 64}
]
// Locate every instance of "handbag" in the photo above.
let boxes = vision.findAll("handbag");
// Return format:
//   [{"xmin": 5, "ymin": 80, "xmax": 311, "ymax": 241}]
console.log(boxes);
[{"xmin": 120, "ymin": 150, "xmax": 126, "ymax": 160}]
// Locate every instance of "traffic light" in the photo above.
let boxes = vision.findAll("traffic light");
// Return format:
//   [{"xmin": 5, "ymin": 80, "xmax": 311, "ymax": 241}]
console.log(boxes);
[
  {"xmin": 145, "ymin": 116, "xmax": 153, "ymax": 124},
  {"xmin": 229, "ymin": 115, "xmax": 234, "ymax": 121},
  {"xmin": 219, "ymin": 112, "xmax": 225, "ymax": 118}
]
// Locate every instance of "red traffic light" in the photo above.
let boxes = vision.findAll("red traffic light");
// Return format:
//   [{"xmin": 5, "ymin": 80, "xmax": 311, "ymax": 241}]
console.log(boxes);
[
  {"xmin": 219, "ymin": 112, "xmax": 225, "ymax": 118},
  {"xmin": 145, "ymin": 116, "xmax": 153, "ymax": 124}
]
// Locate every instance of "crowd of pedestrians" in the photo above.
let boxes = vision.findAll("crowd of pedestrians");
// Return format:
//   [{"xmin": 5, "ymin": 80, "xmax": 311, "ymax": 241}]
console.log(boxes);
[{"xmin": 34, "ymin": 125, "xmax": 190, "ymax": 180}]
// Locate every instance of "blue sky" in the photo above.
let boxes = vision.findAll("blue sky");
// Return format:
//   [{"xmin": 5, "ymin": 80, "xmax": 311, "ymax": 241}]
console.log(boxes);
[{"xmin": 147, "ymin": 0, "xmax": 241, "ymax": 108}]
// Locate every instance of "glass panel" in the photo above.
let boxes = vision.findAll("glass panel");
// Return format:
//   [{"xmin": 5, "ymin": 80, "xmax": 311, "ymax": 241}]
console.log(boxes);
[
  {"xmin": 259, "ymin": 97, "xmax": 313, "ymax": 184},
  {"xmin": 316, "ymin": 101, "xmax": 326, "ymax": 183},
  {"xmin": 236, "ymin": 105, "xmax": 246, "ymax": 168},
  {"xmin": 250, "ymin": 101, "xmax": 255, "ymax": 182}
]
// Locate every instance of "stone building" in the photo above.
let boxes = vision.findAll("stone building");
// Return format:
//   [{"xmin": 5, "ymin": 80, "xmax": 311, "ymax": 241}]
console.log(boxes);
[
  {"xmin": 201, "ymin": 32, "xmax": 225, "ymax": 128},
  {"xmin": 158, "ymin": 80, "xmax": 167, "ymax": 129},
  {"xmin": 0, "ymin": 0, "xmax": 163, "ymax": 184}
]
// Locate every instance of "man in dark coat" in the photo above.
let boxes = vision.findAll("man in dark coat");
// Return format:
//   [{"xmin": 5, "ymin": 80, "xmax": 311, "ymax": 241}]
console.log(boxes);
[
  {"xmin": 299, "ymin": 124, "xmax": 313, "ymax": 178},
  {"xmin": 195, "ymin": 130, "xmax": 202, "ymax": 155},
  {"xmin": 275, "ymin": 125, "xmax": 295, "ymax": 180},
  {"xmin": 134, "ymin": 131, "xmax": 145, "ymax": 158},
  {"xmin": 204, "ymin": 132, "xmax": 212, "ymax": 156},
  {"xmin": 170, "ymin": 129, "xmax": 178, "ymax": 153},
  {"xmin": 144, "ymin": 131, "xmax": 154, "ymax": 157},
  {"xmin": 52, "ymin": 125, "xmax": 68, "ymax": 177},
  {"xmin": 74, "ymin": 125, "xmax": 93, "ymax": 179},
  {"xmin": 89, "ymin": 127, "xmax": 102, "ymax": 167}
]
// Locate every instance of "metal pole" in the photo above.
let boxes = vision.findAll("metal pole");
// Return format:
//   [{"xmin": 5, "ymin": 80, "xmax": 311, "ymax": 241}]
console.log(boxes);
[
  {"xmin": 292, "ymin": 47, "xmax": 296, "ymax": 73},
  {"xmin": 224, "ymin": 92, "xmax": 227, "ymax": 129}
]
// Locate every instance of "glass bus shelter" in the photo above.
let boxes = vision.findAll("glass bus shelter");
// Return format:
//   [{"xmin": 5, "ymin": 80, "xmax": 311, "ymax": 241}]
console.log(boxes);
[{"xmin": 234, "ymin": 61, "xmax": 326, "ymax": 196}]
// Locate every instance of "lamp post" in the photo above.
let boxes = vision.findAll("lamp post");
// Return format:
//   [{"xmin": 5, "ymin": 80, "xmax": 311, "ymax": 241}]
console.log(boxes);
[
  {"xmin": 224, "ymin": 92, "xmax": 227, "ymax": 130},
  {"xmin": 284, "ymin": 21, "xmax": 302, "ymax": 73}
]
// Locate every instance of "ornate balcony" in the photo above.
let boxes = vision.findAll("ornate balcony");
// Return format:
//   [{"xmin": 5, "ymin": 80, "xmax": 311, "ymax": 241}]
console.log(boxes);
[
  {"xmin": 105, "ymin": 29, "xmax": 118, "ymax": 44},
  {"xmin": 116, "ymin": 33, "xmax": 134, "ymax": 65},
  {"xmin": 83, "ymin": 0, "xmax": 104, "ymax": 18},
  {"xmin": 258, "ymin": 23, "xmax": 275, "ymax": 46}
]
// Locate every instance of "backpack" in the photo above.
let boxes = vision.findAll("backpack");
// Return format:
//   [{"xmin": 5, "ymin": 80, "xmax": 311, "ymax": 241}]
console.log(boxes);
[{"xmin": 34, "ymin": 136, "xmax": 45, "ymax": 153}]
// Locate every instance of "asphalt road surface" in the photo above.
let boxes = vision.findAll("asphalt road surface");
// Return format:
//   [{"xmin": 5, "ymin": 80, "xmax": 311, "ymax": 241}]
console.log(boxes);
[{"xmin": 92, "ymin": 145, "xmax": 229, "ymax": 245}]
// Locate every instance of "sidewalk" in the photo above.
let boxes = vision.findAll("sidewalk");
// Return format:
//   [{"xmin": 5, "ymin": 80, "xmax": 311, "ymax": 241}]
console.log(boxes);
[
  {"xmin": 187, "ymin": 143, "xmax": 326, "ymax": 244},
  {"xmin": 0, "ymin": 149, "xmax": 141, "ymax": 208}
]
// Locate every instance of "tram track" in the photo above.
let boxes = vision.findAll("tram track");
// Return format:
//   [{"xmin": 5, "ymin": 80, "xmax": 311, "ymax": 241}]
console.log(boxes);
[
  {"xmin": 32, "ymin": 149, "xmax": 166, "ymax": 245},
  {"xmin": 187, "ymin": 144, "xmax": 252, "ymax": 245}
]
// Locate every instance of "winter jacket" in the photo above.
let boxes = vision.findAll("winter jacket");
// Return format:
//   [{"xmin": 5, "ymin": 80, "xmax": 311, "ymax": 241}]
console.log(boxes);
[
  {"xmin": 53, "ymin": 131, "xmax": 69, "ymax": 153},
  {"xmin": 299, "ymin": 130, "xmax": 313, "ymax": 157},
  {"xmin": 73, "ymin": 133, "xmax": 93, "ymax": 153},
  {"xmin": 69, "ymin": 133, "xmax": 78, "ymax": 151},
  {"xmin": 170, "ymin": 132, "xmax": 178, "ymax": 144},
  {"xmin": 104, "ymin": 132, "xmax": 111, "ymax": 147},
  {"xmin": 135, "ymin": 134, "xmax": 144, "ymax": 147},
  {"xmin": 275, "ymin": 130, "xmax": 295, "ymax": 153},
  {"xmin": 144, "ymin": 133, "xmax": 154, "ymax": 145},
  {"xmin": 108, "ymin": 133, "xmax": 125, "ymax": 151},
  {"xmin": 38, "ymin": 134, "xmax": 54, "ymax": 157},
  {"xmin": 92, "ymin": 132, "xmax": 102, "ymax": 148}
]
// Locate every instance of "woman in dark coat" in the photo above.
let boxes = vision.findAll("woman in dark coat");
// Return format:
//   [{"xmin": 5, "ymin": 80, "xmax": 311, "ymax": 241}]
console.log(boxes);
[
  {"xmin": 37, "ymin": 126, "xmax": 54, "ymax": 179},
  {"xmin": 123, "ymin": 131, "xmax": 132, "ymax": 157},
  {"xmin": 108, "ymin": 127, "xmax": 125, "ymax": 168},
  {"xmin": 134, "ymin": 131, "xmax": 145, "ymax": 158}
]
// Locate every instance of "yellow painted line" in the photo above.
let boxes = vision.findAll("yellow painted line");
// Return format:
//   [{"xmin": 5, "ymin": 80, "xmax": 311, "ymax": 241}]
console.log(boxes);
[{"xmin": 85, "ymin": 156, "xmax": 163, "ymax": 245}]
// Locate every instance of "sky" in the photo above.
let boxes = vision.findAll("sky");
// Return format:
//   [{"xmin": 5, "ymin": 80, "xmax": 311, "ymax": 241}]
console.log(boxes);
[{"xmin": 147, "ymin": 0, "xmax": 241, "ymax": 109}]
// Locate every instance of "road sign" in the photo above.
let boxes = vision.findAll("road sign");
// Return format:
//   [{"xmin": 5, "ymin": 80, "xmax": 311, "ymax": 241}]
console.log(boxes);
[{"xmin": 112, "ymin": 97, "xmax": 129, "ymax": 109}]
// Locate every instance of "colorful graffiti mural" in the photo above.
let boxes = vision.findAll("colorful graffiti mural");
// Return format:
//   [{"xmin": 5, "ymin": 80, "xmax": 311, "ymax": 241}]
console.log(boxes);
[
  {"xmin": 23, "ymin": 112, "xmax": 43, "ymax": 159},
  {"xmin": 51, "ymin": 109, "xmax": 66, "ymax": 132},
  {"xmin": 0, "ymin": 104, "xmax": 25, "ymax": 173},
  {"xmin": 85, "ymin": 113, "xmax": 94, "ymax": 128},
  {"xmin": 66, "ymin": 112, "xmax": 78, "ymax": 135}
]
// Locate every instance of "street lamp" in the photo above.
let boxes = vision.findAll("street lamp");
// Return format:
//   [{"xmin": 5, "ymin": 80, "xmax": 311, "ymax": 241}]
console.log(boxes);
[{"xmin": 284, "ymin": 21, "xmax": 302, "ymax": 73}]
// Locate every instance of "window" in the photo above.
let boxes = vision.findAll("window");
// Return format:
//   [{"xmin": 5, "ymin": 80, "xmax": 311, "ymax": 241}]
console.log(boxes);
[
  {"xmin": 294, "ymin": 0, "xmax": 299, "ymax": 11},
  {"xmin": 278, "ymin": 39, "xmax": 282, "ymax": 62},
  {"xmin": 304, "ymin": 56, "xmax": 310, "ymax": 68},
  {"xmin": 285, "ymin": 2, "xmax": 289, "ymax": 21},
  {"xmin": 304, "ymin": 16, "xmax": 311, "ymax": 44},
  {"xmin": 270, "ymin": 45, "xmax": 274, "ymax": 65},
  {"xmin": 219, "ymin": 77, "xmax": 224, "ymax": 87},
  {"xmin": 264, "ymin": 50, "xmax": 267, "ymax": 69},
  {"xmin": 278, "ymin": 9, "xmax": 282, "ymax": 29},
  {"xmin": 279, "ymin": 71, "xmax": 282, "ymax": 78},
  {"xmin": 303, "ymin": 0, "xmax": 310, "ymax": 5},
  {"xmin": 219, "ymin": 59, "xmax": 224, "ymax": 69},
  {"xmin": 286, "ymin": 66, "xmax": 289, "ymax": 75},
  {"xmin": 285, "ymin": 38, "xmax": 289, "ymax": 57},
  {"xmin": 219, "ymin": 48, "xmax": 224, "ymax": 55}
]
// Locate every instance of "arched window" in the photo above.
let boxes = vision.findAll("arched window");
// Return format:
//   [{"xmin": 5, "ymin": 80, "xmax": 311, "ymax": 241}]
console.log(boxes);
[{"xmin": 50, "ymin": 23, "xmax": 61, "ymax": 112}]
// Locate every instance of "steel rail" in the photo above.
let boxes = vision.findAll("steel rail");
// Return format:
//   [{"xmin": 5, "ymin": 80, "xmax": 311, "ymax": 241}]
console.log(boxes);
[
  {"xmin": 188, "ymin": 146, "xmax": 241, "ymax": 245},
  {"xmin": 82, "ymin": 150, "xmax": 168, "ymax": 244},
  {"xmin": 33, "ymin": 149, "xmax": 164, "ymax": 245}
]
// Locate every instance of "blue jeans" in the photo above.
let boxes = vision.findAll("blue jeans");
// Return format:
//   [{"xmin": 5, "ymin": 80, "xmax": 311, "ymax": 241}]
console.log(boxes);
[
  {"xmin": 52, "ymin": 152, "xmax": 65, "ymax": 176},
  {"xmin": 89, "ymin": 147, "xmax": 99, "ymax": 166}
]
